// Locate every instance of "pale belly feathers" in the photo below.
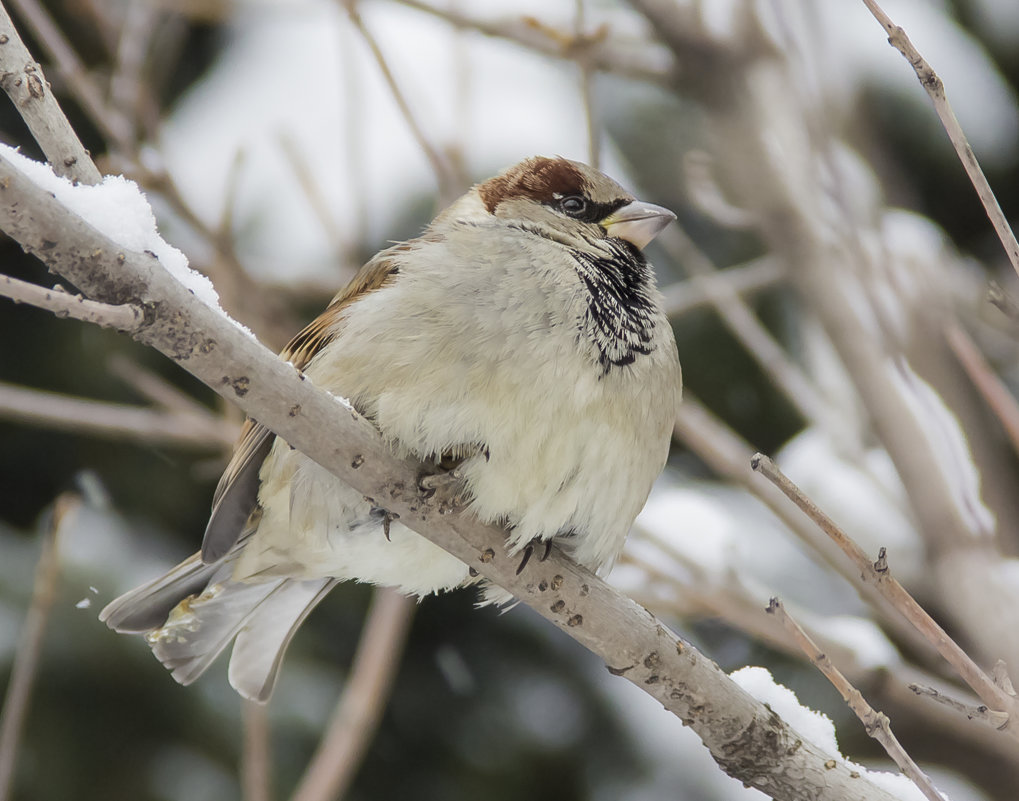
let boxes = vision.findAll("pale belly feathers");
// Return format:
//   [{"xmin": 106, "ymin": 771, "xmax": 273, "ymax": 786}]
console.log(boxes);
[{"xmin": 233, "ymin": 230, "xmax": 680, "ymax": 596}]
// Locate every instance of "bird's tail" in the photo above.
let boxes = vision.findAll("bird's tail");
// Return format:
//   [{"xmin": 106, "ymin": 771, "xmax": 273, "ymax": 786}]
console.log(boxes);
[{"xmin": 100, "ymin": 553, "xmax": 336, "ymax": 702}]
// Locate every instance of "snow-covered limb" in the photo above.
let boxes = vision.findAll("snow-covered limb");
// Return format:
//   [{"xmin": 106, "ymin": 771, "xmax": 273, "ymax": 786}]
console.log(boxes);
[
  {"xmin": 752, "ymin": 453, "xmax": 1018, "ymax": 739},
  {"xmin": 767, "ymin": 598, "xmax": 947, "ymax": 801},
  {"xmin": 0, "ymin": 144, "xmax": 907, "ymax": 801}
]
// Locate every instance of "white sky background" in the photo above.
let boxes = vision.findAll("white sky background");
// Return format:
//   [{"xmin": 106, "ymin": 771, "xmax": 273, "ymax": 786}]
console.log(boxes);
[{"xmin": 157, "ymin": 0, "xmax": 1019, "ymax": 282}]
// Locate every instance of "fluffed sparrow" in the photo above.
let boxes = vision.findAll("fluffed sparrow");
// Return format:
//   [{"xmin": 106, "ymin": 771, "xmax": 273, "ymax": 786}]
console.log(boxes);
[{"xmin": 101, "ymin": 156, "xmax": 681, "ymax": 701}]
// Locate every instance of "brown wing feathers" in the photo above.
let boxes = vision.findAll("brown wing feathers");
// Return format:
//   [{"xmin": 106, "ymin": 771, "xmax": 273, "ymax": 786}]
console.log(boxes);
[{"xmin": 199, "ymin": 256, "xmax": 400, "ymax": 563}]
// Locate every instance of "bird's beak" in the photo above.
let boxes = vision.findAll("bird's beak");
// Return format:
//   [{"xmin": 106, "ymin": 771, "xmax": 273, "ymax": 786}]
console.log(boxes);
[{"xmin": 602, "ymin": 200, "xmax": 676, "ymax": 250}]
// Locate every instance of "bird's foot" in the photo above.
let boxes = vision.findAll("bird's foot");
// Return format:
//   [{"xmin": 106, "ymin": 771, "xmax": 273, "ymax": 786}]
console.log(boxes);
[
  {"xmin": 369, "ymin": 506, "xmax": 401, "ymax": 540},
  {"xmin": 418, "ymin": 467, "xmax": 467, "ymax": 514}
]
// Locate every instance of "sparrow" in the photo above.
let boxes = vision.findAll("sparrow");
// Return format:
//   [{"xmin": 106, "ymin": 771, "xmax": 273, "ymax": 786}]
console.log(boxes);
[{"xmin": 101, "ymin": 156, "xmax": 681, "ymax": 701}]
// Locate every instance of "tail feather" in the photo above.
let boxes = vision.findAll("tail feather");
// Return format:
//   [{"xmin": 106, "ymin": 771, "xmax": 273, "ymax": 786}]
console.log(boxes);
[
  {"xmin": 147, "ymin": 575, "xmax": 282, "ymax": 687},
  {"xmin": 229, "ymin": 578, "xmax": 338, "ymax": 702},
  {"xmin": 100, "ymin": 552, "xmax": 337, "ymax": 701},
  {"xmin": 100, "ymin": 554, "xmax": 217, "ymax": 633}
]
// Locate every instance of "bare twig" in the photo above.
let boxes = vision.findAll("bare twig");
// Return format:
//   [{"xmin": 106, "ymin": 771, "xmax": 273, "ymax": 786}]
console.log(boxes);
[
  {"xmin": 752, "ymin": 453, "xmax": 1018, "ymax": 733},
  {"xmin": 241, "ymin": 700, "xmax": 272, "ymax": 801},
  {"xmin": 0, "ymin": 380, "xmax": 236, "ymax": 449},
  {"xmin": 0, "ymin": 3, "xmax": 99, "ymax": 183},
  {"xmin": 860, "ymin": 0, "xmax": 1019, "ymax": 279},
  {"xmin": 289, "ymin": 589, "xmax": 415, "ymax": 801},
  {"xmin": 5, "ymin": 0, "xmax": 133, "ymax": 152},
  {"xmin": 660, "ymin": 256, "xmax": 785, "ymax": 317},
  {"xmin": 278, "ymin": 131, "xmax": 344, "ymax": 254},
  {"xmin": 574, "ymin": 0, "xmax": 600, "ymax": 169},
  {"xmin": 987, "ymin": 281, "xmax": 1019, "ymax": 322},
  {"xmin": 768, "ymin": 598, "xmax": 946, "ymax": 801},
  {"xmin": 657, "ymin": 224, "xmax": 835, "ymax": 433},
  {"xmin": 620, "ymin": 546, "xmax": 1019, "ymax": 769},
  {"xmin": 106, "ymin": 354, "xmax": 218, "ymax": 420},
  {"xmin": 391, "ymin": 0, "xmax": 674, "ymax": 85},
  {"xmin": 908, "ymin": 683, "xmax": 1010, "ymax": 730},
  {"xmin": 341, "ymin": 0, "xmax": 459, "ymax": 204},
  {"xmin": 0, "ymin": 493, "xmax": 78, "ymax": 801},
  {"xmin": 944, "ymin": 323, "xmax": 1019, "ymax": 458},
  {"xmin": 682, "ymin": 150, "xmax": 759, "ymax": 229},
  {"xmin": 0, "ymin": 273, "xmax": 142, "ymax": 330},
  {"xmin": 108, "ymin": 0, "xmax": 157, "ymax": 144},
  {"xmin": 672, "ymin": 395, "xmax": 932, "ymax": 655}
]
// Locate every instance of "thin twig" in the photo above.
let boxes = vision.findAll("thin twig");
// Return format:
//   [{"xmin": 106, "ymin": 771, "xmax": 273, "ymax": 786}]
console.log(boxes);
[
  {"xmin": 277, "ymin": 131, "xmax": 344, "ymax": 254},
  {"xmin": 108, "ymin": 0, "xmax": 157, "ymax": 144},
  {"xmin": 752, "ymin": 453, "xmax": 1018, "ymax": 733},
  {"xmin": 987, "ymin": 281, "xmax": 1019, "ymax": 323},
  {"xmin": 768, "ymin": 598, "xmax": 945, "ymax": 801},
  {"xmin": 242, "ymin": 700, "xmax": 272, "ymax": 801},
  {"xmin": 671, "ymin": 394, "xmax": 933, "ymax": 656},
  {"xmin": 908, "ymin": 684, "xmax": 1010, "ymax": 730},
  {"xmin": 620, "ymin": 548, "xmax": 1019, "ymax": 767},
  {"xmin": 0, "ymin": 273, "xmax": 142, "ymax": 330},
  {"xmin": 289, "ymin": 589, "xmax": 415, "ymax": 801},
  {"xmin": 860, "ymin": 0, "xmax": 1019, "ymax": 279},
  {"xmin": 0, "ymin": 380, "xmax": 237, "ymax": 449},
  {"xmin": 341, "ymin": 0, "xmax": 458, "ymax": 204},
  {"xmin": 944, "ymin": 322, "xmax": 1019, "ymax": 458},
  {"xmin": 0, "ymin": 3, "xmax": 99, "ymax": 183},
  {"xmin": 391, "ymin": 0, "xmax": 674, "ymax": 85},
  {"xmin": 574, "ymin": 0, "xmax": 600, "ymax": 169},
  {"xmin": 107, "ymin": 354, "xmax": 218, "ymax": 420},
  {"xmin": 682, "ymin": 150, "xmax": 759, "ymax": 229},
  {"xmin": 0, "ymin": 493, "xmax": 78, "ymax": 801},
  {"xmin": 660, "ymin": 256, "xmax": 785, "ymax": 317},
  {"xmin": 657, "ymin": 224, "xmax": 835, "ymax": 433},
  {"xmin": 339, "ymin": 17, "xmax": 368, "ymax": 248}
]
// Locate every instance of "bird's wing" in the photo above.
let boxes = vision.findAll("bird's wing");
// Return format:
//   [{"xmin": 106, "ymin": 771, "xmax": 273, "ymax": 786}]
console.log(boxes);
[{"xmin": 200, "ymin": 254, "xmax": 402, "ymax": 564}]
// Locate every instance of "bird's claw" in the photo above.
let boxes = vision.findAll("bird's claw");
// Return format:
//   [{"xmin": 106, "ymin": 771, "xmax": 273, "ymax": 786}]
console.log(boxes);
[
  {"xmin": 418, "ymin": 467, "xmax": 467, "ymax": 513},
  {"xmin": 516, "ymin": 538, "xmax": 553, "ymax": 575},
  {"xmin": 370, "ymin": 506, "xmax": 400, "ymax": 541}
]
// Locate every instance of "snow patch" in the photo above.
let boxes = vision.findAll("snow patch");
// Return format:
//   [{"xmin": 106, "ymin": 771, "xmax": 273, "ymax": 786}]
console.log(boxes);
[
  {"xmin": 731, "ymin": 666, "xmax": 949, "ymax": 801},
  {"xmin": 731, "ymin": 666, "xmax": 840, "ymax": 755},
  {"xmin": 0, "ymin": 144, "xmax": 249, "ymax": 335}
]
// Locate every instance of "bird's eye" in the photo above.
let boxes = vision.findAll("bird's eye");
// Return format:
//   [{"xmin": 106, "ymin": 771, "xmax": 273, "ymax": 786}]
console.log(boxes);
[{"xmin": 559, "ymin": 195, "xmax": 588, "ymax": 217}]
